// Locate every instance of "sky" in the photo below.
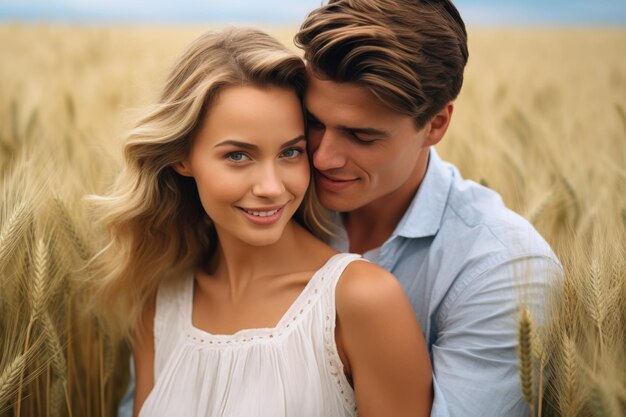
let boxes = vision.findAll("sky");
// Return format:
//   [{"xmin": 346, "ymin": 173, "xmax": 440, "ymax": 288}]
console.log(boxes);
[{"xmin": 0, "ymin": 0, "xmax": 625, "ymax": 26}]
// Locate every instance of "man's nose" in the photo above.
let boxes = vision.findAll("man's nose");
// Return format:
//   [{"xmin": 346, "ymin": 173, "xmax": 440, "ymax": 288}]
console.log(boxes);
[
  {"xmin": 310, "ymin": 130, "xmax": 347, "ymax": 172},
  {"xmin": 251, "ymin": 163, "xmax": 285, "ymax": 198}
]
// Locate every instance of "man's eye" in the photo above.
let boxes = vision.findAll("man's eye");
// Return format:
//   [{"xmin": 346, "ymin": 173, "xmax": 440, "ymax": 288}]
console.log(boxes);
[
  {"xmin": 350, "ymin": 133, "xmax": 376, "ymax": 145},
  {"xmin": 281, "ymin": 148, "xmax": 304, "ymax": 159},
  {"xmin": 226, "ymin": 152, "xmax": 250, "ymax": 162}
]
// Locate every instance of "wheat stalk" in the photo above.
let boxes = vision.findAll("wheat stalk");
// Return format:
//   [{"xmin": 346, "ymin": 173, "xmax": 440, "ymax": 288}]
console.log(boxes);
[
  {"xmin": 0, "ymin": 352, "xmax": 28, "ymax": 408},
  {"xmin": 15, "ymin": 317, "xmax": 36, "ymax": 415},
  {"xmin": 526, "ymin": 189, "xmax": 554, "ymax": 225},
  {"xmin": 0, "ymin": 335, "xmax": 45, "ymax": 412},
  {"xmin": 558, "ymin": 334, "xmax": 581, "ymax": 416},
  {"xmin": 40, "ymin": 313, "xmax": 67, "ymax": 382},
  {"xmin": 53, "ymin": 197, "xmax": 91, "ymax": 261},
  {"xmin": 518, "ymin": 307, "xmax": 535, "ymax": 416},
  {"xmin": 30, "ymin": 237, "xmax": 49, "ymax": 319},
  {"xmin": 31, "ymin": 237, "xmax": 68, "ymax": 379},
  {"xmin": 0, "ymin": 200, "xmax": 33, "ymax": 272},
  {"xmin": 586, "ymin": 257, "xmax": 606, "ymax": 353},
  {"xmin": 49, "ymin": 377, "xmax": 66, "ymax": 417},
  {"xmin": 530, "ymin": 315, "xmax": 546, "ymax": 417}
]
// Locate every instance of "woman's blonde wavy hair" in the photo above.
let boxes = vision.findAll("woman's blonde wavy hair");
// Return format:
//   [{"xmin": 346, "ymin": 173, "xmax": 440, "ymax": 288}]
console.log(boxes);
[{"xmin": 89, "ymin": 28, "xmax": 333, "ymax": 339}]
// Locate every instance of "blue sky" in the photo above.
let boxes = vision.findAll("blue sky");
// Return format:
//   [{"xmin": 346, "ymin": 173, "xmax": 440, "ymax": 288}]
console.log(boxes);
[{"xmin": 0, "ymin": 0, "xmax": 625, "ymax": 25}]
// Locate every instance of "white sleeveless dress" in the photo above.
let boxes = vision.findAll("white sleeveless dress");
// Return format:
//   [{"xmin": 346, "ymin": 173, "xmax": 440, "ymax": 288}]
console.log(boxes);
[{"xmin": 139, "ymin": 253, "xmax": 362, "ymax": 417}]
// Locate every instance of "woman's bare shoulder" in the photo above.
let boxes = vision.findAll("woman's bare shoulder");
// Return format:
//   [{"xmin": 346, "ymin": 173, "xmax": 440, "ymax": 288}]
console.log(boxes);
[{"xmin": 335, "ymin": 259, "xmax": 409, "ymax": 319}]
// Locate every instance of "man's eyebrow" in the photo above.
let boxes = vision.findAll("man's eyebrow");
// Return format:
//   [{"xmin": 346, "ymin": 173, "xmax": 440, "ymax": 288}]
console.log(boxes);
[
  {"xmin": 305, "ymin": 110, "xmax": 389, "ymax": 138},
  {"xmin": 214, "ymin": 135, "xmax": 306, "ymax": 150},
  {"xmin": 341, "ymin": 126, "xmax": 389, "ymax": 138}
]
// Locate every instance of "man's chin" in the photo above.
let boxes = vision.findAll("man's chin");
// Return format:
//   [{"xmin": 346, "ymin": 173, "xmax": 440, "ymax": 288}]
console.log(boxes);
[{"xmin": 317, "ymin": 189, "xmax": 363, "ymax": 213}]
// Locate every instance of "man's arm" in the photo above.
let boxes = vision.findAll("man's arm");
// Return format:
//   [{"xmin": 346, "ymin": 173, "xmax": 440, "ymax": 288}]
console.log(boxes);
[{"xmin": 430, "ymin": 255, "xmax": 562, "ymax": 417}]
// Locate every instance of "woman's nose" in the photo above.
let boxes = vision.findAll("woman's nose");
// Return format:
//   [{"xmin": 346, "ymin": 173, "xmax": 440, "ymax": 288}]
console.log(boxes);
[{"xmin": 251, "ymin": 164, "xmax": 286, "ymax": 198}]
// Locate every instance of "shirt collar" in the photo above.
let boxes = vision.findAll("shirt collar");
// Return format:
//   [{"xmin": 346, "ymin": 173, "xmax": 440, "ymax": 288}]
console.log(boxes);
[{"xmin": 392, "ymin": 147, "xmax": 453, "ymax": 239}]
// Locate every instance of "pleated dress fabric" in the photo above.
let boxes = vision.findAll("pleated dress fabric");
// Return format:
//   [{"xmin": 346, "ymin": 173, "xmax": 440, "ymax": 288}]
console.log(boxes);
[{"xmin": 138, "ymin": 253, "xmax": 361, "ymax": 417}]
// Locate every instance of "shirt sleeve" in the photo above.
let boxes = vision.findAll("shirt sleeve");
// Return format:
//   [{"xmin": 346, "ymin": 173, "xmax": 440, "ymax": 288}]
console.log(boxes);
[
  {"xmin": 118, "ymin": 355, "xmax": 135, "ymax": 417},
  {"xmin": 429, "ymin": 254, "xmax": 562, "ymax": 417}
]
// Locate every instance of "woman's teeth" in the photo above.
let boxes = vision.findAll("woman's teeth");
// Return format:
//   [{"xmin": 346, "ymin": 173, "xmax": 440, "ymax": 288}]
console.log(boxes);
[{"xmin": 245, "ymin": 209, "xmax": 279, "ymax": 217}]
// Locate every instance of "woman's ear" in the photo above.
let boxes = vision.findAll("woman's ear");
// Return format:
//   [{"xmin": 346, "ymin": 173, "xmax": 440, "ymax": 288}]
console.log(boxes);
[
  {"xmin": 173, "ymin": 160, "xmax": 193, "ymax": 177},
  {"xmin": 424, "ymin": 102, "xmax": 454, "ymax": 147}
]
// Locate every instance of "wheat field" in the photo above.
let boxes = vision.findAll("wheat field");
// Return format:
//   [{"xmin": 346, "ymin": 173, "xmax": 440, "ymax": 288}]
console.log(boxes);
[{"xmin": 1, "ymin": 24, "xmax": 625, "ymax": 416}]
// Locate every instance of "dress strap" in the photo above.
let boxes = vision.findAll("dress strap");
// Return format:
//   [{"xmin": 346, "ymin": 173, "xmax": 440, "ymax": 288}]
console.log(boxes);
[
  {"xmin": 153, "ymin": 274, "xmax": 190, "ymax": 380},
  {"xmin": 319, "ymin": 253, "xmax": 364, "ymax": 414},
  {"xmin": 320, "ymin": 253, "xmax": 364, "ymax": 290}
]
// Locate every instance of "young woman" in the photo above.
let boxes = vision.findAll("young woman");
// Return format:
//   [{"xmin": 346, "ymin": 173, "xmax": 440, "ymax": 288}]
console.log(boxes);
[{"xmin": 91, "ymin": 28, "xmax": 432, "ymax": 417}]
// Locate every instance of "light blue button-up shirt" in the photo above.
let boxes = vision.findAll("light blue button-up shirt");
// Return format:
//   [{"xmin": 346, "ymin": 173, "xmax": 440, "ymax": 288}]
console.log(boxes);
[{"xmin": 332, "ymin": 148, "xmax": 562, "ymax": 417}]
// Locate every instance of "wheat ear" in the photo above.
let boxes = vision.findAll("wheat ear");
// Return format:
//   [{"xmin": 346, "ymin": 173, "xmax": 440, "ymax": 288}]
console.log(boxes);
[
  {"xmin": 30, "ymin": 238, "xmax": 48, "ymax": 318},
  {"xmin": 49, "ymin": 378, "xmax": 66, "ymax": 417},
  {"xmin": 0, "ymin": 352, "xmax": 28, "ymax": 408},
  {"xmin": 559, "ymin": 334, "xmax": 580, "ymax": 416},
  {"xmin": 526, "ymin": 188, "xmax": 554, "ymax": 224},
  {"xmin": 586, "ymin": 258, "xmax": 606, "ymax": 351},
  {"xmin": 53, "ymin": 197, "xmax": 91, "ymax": 261},
  {"xmin": 518, "ymin": 307, "xmax": 535, "ymax": 416},
  {"xmin": 41, "ymin": 313, "xmax": 67, "ymax": 381},
  {"xmin": 530, "ymin": 315, "xmax": 546, "ymax": 417},
  {"xmin": 0, "ymin": 200, "xmax": 32, "ymax": 272},
  {"xmin": 31, "ymin": 238, "xmax": 66, "ymax": 377}
]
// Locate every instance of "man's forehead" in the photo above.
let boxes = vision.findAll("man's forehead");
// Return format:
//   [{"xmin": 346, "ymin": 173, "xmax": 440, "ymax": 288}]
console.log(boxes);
[
  {"xmin": 306, "ymin": 78, "xmax": 376, "ymax": 109},
  {"xmin": 304, "ymin": 82, "xmax": 403, "ymax": 128}
]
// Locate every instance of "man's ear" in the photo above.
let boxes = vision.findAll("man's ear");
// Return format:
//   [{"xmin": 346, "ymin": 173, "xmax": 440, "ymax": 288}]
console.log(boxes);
[
  {"xmin": 424, "ymin": 102, "xmax": 454, "ymax": 147},
  {"xmin": 173, "ymin": 159, "xmax": 193, "ymax": 177}
]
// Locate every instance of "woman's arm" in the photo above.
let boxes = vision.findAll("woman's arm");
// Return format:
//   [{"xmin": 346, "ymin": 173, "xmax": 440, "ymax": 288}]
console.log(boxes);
[
  {"xmin": 131, "ymin": 296, "xmax": 156, "ymax": 417},
  {"xmin": 336, "ymin": 261, "xmax": 432, "ymax": 417}
]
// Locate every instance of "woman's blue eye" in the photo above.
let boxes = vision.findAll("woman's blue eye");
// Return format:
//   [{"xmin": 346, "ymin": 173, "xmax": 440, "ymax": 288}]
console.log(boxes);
[
  {"xmin": 226, "ymin": 152, "xmax": 249, "ymax": 162},
  {"xmin": 281, "ymin": 148, "xmax": 303, "ymax": 159}
]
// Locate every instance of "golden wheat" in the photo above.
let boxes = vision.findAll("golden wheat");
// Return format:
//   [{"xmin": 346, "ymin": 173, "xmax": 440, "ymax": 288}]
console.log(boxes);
[
  {"xmin": 518, "ymin": 307, "xmax": 535, "ymax": 415},
  {"xmin": 1, "ymin": 24, "xmax": 624, "ymax": 416},
  {"xmin": 0, "ymin": 353, "xmax": 28, "ymax": 408},
  {"xmin": 30, "ymin": 238, "xmax": 49, "ymax": 318},
  {"xmin": 589, "ymin": 380, "xmax": 622, "ymax": 417},
  {"xmin": 53, "ymin": 198, "xmax": 92, "ymax": 262},
  {"xmin": 0, "ymin": 201, "xmax": 32, "ymax": 272}
]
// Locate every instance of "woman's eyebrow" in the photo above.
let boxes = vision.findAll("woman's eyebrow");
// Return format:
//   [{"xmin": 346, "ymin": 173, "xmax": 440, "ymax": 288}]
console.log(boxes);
[
  {"xmin": 214, "ymin": 140, "xmax": 258, "ymax": 150},
  {"xmin": 280, "ymin": 135, "xmax": 306, "ymax": 148},
  {"xmin": 214, "ymin": 135, "xmax": 306, "ymax": 150}
]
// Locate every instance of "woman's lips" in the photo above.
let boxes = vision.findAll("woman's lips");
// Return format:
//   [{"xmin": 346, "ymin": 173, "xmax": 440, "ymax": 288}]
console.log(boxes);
[{"xmin": 237, "ymin": 205, "xmax": 285, "ymax": 225}]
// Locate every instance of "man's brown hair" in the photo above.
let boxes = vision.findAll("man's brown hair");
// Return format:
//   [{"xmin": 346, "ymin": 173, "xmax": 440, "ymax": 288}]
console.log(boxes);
[{"xmin": 295, "ymin": 0, "xmax": 469, "ymax": 128}]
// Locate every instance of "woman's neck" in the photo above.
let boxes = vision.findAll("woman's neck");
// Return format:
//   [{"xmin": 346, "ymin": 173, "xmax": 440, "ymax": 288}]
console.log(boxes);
[{"xmin": 206, "ymin": 221, "xmax": 312, "ymax": 297}]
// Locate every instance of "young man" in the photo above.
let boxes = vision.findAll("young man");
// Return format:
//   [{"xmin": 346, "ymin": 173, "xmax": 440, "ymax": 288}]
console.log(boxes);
[
  {"xmin": 120, "ymin": 1, "xmax": 561, "ymax": 416},
  {"xmin": 294, "ymin": 1, "xmax": 561, "ymax": 416}
]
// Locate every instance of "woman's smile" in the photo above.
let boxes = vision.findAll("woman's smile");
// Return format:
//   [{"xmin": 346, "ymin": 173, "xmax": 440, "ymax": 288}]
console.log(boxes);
[{"xmin": 237, "ymin": 205, "xmax": 286, "ymax": 225}]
